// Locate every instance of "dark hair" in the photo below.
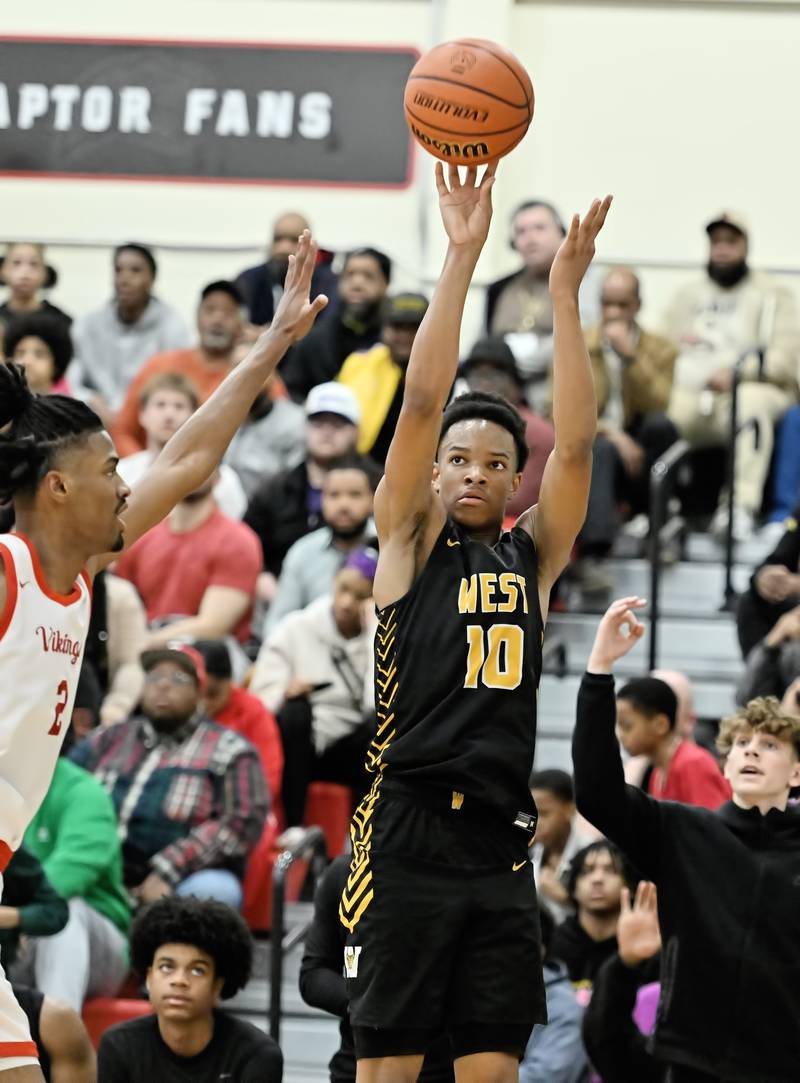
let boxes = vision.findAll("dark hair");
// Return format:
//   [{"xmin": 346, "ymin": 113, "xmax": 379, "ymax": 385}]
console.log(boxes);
[
  {"xmin": 0, "ymin": 363, "xmax": 103, "ymax": 504},
  {"xmin": 530, "ymin": 768, "xmax": 574, "ymax": 804},
  {"xmin": 511, "ymin": 200, "xmax": 566, "ymax": 237},
  {"xmin": 325, "ymin": 452, "xmax": 383, "ymax": 493},
  {"xmin": 539, "ymin": 905, "xmax": 555, "ymax": 964},
  {"xmin": 344, "ymin": 247, "xmax": 392, "ymax": 284},
  {"xmin": 138, "ymin": 371, "xmax": 199, "ymax": 410},
  {"xmin": 566, "ymin": 841, "xmax": 635, "ymax": 904},
  {"xmin": 193, "ymin": 639, "xmax": 233, "ymax": 681},
  {"xmin": 617, "ymin": 676, "xmax": 678, "ymax": 732},
  {"xmin": 200, "ymin": 279, "xmax": 244, "ymax": 307},
  {"xmin": 3, "ymin": 313, "xmax": 73, "ymax": 382},
  {"xmin": 131, "ymin": 896, "xmax": 252, "ymax": 999},
  {"xmin": 439, "ymin": 391, "xmax": 529, "ymax": 472},
  {"xmin": 114, "ymin": 243, "xmax": 157, "ymax": 278}
]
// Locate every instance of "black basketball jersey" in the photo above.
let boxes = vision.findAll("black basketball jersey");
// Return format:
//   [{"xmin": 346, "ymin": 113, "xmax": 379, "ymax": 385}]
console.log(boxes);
[{"xmin": 367, "ymin": 517, "xmax": 542, "ymax": 820}]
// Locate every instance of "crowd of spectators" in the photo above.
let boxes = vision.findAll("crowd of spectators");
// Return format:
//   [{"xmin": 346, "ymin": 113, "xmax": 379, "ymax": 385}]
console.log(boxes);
[{"xmin": 3, "ymin": 199, "xmax": 800, "ymax": 1081}]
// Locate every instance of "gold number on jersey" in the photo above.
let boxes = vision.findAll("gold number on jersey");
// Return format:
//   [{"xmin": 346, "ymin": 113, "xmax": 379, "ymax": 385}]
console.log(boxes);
[{"xmin": 464, "ymin": 624, "xmax": 524, "ymax": 690}]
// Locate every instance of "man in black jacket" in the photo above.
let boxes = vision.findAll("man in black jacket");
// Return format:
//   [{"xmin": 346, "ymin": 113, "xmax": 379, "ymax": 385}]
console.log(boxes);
[
  {"xmin": 736, "ymin": 506, "xmax": 800, "ymax": 658},
  {"xmin": 574, "ymin": 595, "xmax": 800, "ymax": 1083}
]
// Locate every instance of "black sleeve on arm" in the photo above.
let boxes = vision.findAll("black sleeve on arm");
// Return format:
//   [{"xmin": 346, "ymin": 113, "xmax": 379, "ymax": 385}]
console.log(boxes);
[
  {"xmin": 97, "ymin": 1031, "xmax": 132, "ymax": 1083},
  {"xmin": 751, "ymin": 516, "xmax": 800, "ymax": 586},
  {"xmin": 572, "ymin": 673, "xmax": 663, "ymax": 878},
  {"xmin": 299, "ymin": 857, "xmax": 349, "ymax": 1018},
  {"xmin": 241, "ymin": 1036, "xmax": 283, "ymax": 1083},
  {"xmin": 582, "ymin": 955, "xmax": 661, "ymax": 1083}
]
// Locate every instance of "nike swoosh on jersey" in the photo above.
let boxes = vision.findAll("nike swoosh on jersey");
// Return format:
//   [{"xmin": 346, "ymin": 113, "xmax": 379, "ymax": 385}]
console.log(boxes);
[
  {"xmin": 512, "ymin": 860, "xmax": 528, "ymax": 871},
  {"xmin": 446, "ymin": 538, "xmax": 460, "ymax": 547}
]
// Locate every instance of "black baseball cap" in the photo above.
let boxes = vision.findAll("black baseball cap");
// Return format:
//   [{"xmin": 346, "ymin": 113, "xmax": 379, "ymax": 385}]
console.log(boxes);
[
  {"xmin": 461, "ymin": 337, "xmax": 523, "ymax": 384},
  {"xmin": 141, "ymin": 644, "xmax": 207, "ymax": 687},
  {"xmin": 200, "ymin": 279, "xmax": 244, "ymax": 306},
  {"xmin": 383, "ymin": 292, "xmax": 429, "ymax": 327}
]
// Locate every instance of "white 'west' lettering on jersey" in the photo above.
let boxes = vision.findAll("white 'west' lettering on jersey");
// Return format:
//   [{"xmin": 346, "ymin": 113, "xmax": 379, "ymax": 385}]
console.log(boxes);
[{"xmin": 0, "ymin": 534, "xmax": 91, "ymax": 851}]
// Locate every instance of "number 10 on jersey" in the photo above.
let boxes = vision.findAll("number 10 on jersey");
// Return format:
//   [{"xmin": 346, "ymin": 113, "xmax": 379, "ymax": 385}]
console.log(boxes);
[{"xmin": 464, "ymin": 624, "xmax": 524, "ymax": 690}]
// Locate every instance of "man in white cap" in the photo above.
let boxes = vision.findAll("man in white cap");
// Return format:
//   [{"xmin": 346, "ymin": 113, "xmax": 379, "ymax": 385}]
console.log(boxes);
[{"xmin": 664, "ymin": 211, "xmax": 800, "ymax": 539}]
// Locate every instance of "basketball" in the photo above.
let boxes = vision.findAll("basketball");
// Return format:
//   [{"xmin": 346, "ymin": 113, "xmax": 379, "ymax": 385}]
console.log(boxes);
[{"xmin": 404, "ymin": 38, "xmax": 534, "ymax": 166}]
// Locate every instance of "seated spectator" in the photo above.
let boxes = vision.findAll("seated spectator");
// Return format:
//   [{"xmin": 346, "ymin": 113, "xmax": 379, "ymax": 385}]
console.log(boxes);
[
  {"xmin": 664, "ymin": 212, "xmax": 800, "ymax": 539},
  {"xmin": 222, "ymin": 365, "xmax": 306, "ymax": 499},
  {"xmin": 583, "ymin": 268, "xmax": 678, "ymax": 542},
  {"xmin": 13, "ymin": 986, "xmax": 96, "ymax": 1083},
  {"xmin": 114, "ymin": 472, "xmax": 262, "ymax": 648},
  {"xmin": 737, "ymin": 603, "xmax": 800, "ymax": 706},
  {"xmin": 529, "ymin": 769, "xmax": 593, "ymax": 923},
  {"xmin": 263, "ymin": 453, "xmax": 378, "ymax": 636},
  {"xmin": 15, "ymin": 741, "xmax": 130, "ymax": 1010},
  {"xmin": 235, "ymin": 209, "xmax": 338, "ymax": 326},
  {"xmin": 0, "ymin": 848, "xmax": 68, "ymax": 970},
  {"xmin": 72, "ymin": 242, "xmax": 189, "ymax": 417},
  {"xmin": 552, "ymin": 841, "xmax": 632, "ymax": 992},
  {"xmin": 118, "ymin": 372, "xmax": 247, "ymax": 519},
  {"xmin": 98, "ymin": 896, "xmax": 282, "ymax": 1082},
  {"xmin": 519, "ymin": 908, "xmax": 588, "ymax": 1083},
  {"xmin": 0, "ymin": 242, "xmax": 72, "ymax": 329},
  {"xmin": 574, "ymin": 597, "xmax": 800, "ymax": 1081},
  {"xmin": 193, "ymin": 638, "xmax": 284, "ymax": 803},
  {"xmin": 459, "ymin": 337, "xmax": 555, "ymax": 518},
  {"xmin": 252, "ymin": 550, "xmax": 377, "ymax": 826},
  {"xmin": 3, "ymin": 312, "xmax": 74, "ymax": 397},
  {"xmin": 616, "ymin": 676, "xmax": 731, "ymax": 808},
  {"xmin": 244, "ymin": 382, "xmax": 361, "ymax": 602},
  {"xmin": 486, "ymin": 200, "xmax": 601, "ymax": 410},
  {"xmin": 737, "ymin": 507, "xmax": 800, "ymax": 658},
  {"xmin": 336, "ymin": 292, "xmax": 428, "ymax": 464},
  {"xmin": 650, "ymin": 668, "xmax": 697, "ymax": 740},
  {"xmin": 86, "ymin": 571, "xmax": 147, "ymax": 727},
  {"xmin": 70, "ymin": 645, "xmax": 268, "ymax": 909},
  {"xmin": 300, "ymin": 854, "xmax": 454, "ymax": 1082},
  {"xmin": 582, "ymin": 880, "xmax": 662, "ymax": 1083},
  {"xmin": 113, "ymin": 279, "xmax": 246, "ymax": 455},
  {"xmin": 283, "ymin": 247, "xmax": 391, "ymax": 400}
]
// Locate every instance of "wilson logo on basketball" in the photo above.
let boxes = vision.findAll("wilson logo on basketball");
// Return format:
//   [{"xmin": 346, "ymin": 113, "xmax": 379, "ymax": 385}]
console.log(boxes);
[
  {"xmin": 408, "ymin": 123, "xmax": 488, "ymax": 161},
  {"xmin": 412, "ymin": 91, "xmax": 489, "ymax": 124},
  {"xmin": 449, "ymin": 49, "xmax": 477, "ymax": 75},
  {"xmin": 35, "ymin": 625, "xmax": 82, "ymax": 665}
]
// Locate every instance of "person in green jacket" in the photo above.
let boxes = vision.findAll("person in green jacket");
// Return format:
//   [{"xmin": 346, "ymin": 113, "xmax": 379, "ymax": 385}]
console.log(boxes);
[
  {"xmin": 12, "ymin": 755, "xmax": 131, "ymax": 1011},
  {"xmin": 0, "ymin": 848, "xmax": 68, "ymax": 967}
]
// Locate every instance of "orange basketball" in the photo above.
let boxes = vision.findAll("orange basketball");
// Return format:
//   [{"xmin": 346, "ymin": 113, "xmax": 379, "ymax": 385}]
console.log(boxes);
[{"xmin": 404, "ymin": 38, "xmax": 534, "ymax": 166}]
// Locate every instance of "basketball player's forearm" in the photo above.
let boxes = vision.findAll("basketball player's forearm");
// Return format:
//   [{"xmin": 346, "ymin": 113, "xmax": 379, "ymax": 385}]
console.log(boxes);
[
  {"xmin": 551, "ymin": 296, "xmax": 597, "ymax": 457},
  {"xmin": 157, "ymin": 327, "xmax": 292, "ymax": 480},
  {"xmin": 403, "ymin": 245, "xmax": 480, "ymax": 408}
]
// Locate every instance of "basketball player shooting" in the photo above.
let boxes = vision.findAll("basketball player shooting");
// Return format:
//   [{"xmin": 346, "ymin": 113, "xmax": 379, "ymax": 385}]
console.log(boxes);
[
  {"xmin": 339, "ymin": 162, "xmax": 611, "ymax": 1083},
  {"xmin": 0, "ymin": 235, "xmax": 326, "ymax": 1082}
]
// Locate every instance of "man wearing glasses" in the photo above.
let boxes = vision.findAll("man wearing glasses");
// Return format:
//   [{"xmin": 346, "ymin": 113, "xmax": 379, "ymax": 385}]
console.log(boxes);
[{"xmin": 70, "ymin": 644, "xmax": 268, "ymax": 910}]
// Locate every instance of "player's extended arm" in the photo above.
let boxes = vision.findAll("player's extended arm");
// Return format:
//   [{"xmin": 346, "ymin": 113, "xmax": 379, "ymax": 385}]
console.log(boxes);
[
  {"xmin": 91, "ymin": 232, "xmax": 328, "ymax": 572},
  {"xmin": 376, "ymin": 162, "xmax": 497, "ymax": 541},
  {"xmin": 517, "ymin": 197, "xmax": 612, "ymax": 593},
  {"xmin": 41, "ymin": 998, "xmax": 97, "ymax": 1083}
]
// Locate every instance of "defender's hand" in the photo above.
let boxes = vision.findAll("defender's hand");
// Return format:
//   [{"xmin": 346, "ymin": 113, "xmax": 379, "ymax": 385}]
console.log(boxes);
[
  {"xmin": 587, "ymin": 596, "xmax": 646, "ymax": 674},
  {"xmin": 618, "ymin": 881, "xmax": 661, "ymax": 966},
  {"xmin": 550, "ymin": 195, "xmax": 613, "ymax": 300},
  {"xmin": 268, "ymin": 229, "xmax": 329, "ymax": 343},
  {"xmin": 435, "ymin": 161, "xmax": 498, "ymax": 251}
]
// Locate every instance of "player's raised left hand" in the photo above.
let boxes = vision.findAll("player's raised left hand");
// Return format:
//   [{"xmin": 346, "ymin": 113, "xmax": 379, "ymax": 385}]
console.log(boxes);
[
  {"xmin": 436, "ymin": 160, "xmax": 498, "ymax": 252},
  {"xmin": 587, "ymin": 595, "xmax": 646, "ymax": 673},
  {"xmin": 265, "ymin": 229, "xmax": 329, "ymax": 344},
  {"xmin": 550, "ymin": 194, "xmax": 613, "ymax": 299}
]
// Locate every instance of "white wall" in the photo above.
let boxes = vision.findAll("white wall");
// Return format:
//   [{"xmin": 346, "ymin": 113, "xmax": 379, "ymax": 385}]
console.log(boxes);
[{"xmin": 2, "ymin": 0, "xmax": 800, "ymax": 346}]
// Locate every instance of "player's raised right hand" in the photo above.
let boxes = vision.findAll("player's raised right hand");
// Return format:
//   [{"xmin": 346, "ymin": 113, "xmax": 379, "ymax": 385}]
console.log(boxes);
[
  {"xmin": 435, "ymin": 160, "xmax": 497, "ymax": 251},
  {"xmin": 587, "ymin": 596, "xmax": 647, "ymax": 674}
]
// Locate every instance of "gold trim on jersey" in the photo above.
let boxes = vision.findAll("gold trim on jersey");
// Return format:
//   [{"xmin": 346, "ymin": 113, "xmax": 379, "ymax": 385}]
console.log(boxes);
[{"xmin": 339, "ymin": 606, "xmax": 398, "ymax": 934}]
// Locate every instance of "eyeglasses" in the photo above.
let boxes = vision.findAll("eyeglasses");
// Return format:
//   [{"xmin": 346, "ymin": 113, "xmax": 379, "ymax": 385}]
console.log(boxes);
[{"xmin": 144, "ymin": 670, "xmax": 194, "ymax": 687}]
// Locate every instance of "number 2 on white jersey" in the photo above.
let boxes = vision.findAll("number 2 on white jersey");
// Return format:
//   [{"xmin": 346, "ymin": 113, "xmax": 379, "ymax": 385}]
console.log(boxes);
[{"xmin": 48, "ymin": 680, "xmax": 69, "ymax": 736}]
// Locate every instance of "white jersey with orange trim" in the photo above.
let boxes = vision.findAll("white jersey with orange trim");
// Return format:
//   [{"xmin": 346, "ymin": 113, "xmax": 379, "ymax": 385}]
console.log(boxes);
[{"xmin": 0, "ymin": 533, "xmax": 91, "ymax": 863}]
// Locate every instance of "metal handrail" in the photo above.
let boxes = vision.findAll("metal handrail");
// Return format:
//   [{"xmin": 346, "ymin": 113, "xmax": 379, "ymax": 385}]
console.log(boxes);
[
  {"xmin": 721, "ymin": 349, "xmax": 766, "ymax": 610},
  {"xmin": 268, "ymin": 825, "xmax": 327, "ymax": 1043},
  {"xmin": 648, "ymin": 439, "xmax": 691, "ymax": 670}
]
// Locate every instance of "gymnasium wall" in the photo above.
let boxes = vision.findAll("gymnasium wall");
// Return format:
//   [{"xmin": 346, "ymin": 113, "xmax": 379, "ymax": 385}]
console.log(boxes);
[{"xmin": 2, "ymin": 0, "xmax": 798, "ymax": 348}]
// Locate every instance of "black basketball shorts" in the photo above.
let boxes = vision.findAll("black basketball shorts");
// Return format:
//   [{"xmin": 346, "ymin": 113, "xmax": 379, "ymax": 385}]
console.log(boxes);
[{"xmin": 341, "ymin": 785, "xmax": 546, "ymax": 1061}]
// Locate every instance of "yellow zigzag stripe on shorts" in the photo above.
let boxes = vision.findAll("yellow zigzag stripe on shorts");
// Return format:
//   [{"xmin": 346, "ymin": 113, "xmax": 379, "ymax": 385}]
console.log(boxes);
[{"xmin": 339, "ymin": 607, "xmax": 397, "ymax": 933}]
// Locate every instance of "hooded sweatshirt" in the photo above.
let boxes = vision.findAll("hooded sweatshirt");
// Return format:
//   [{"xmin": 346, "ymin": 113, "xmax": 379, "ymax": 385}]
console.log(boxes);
[{"xmin": 574, "ymin": 671, "xmax": 800, "ymax": 1083}]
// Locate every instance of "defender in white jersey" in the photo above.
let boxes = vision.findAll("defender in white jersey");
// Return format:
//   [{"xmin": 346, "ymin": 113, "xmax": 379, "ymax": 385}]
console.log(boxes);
[{"xmin": 0, "ymin": 232, "xmax": 328, "ymax": 1081}]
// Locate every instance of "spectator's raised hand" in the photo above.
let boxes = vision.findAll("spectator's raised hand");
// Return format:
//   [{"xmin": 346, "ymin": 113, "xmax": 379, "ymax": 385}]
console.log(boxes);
[
  {"xmin": 617, "ymin": 881, "xmax": 661, "ymax": 967},
  {"xmin": 435, "ymin": 160, "xmax": 497, "ymax": 252},
  {"xmin": 549, "ymin": 195, "xmax": 613, "ymax": 300},
  {"xmin": 266, "ymin": 229, "xmax": 329, "ymax": 344},
  {"xmin": 587, "ymin": 596, "xmax": 647, "ymax": 674}
]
